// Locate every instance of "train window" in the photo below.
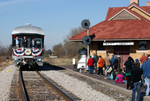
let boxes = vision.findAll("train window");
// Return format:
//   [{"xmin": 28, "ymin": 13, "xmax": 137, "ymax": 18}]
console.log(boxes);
[
  {"xmin": 13, "ymin": 37, "xmax": 22, "ymax": 48},
  {"xmin": 34, "ymin": 38, "xmax": 42, "ymax": 48}
]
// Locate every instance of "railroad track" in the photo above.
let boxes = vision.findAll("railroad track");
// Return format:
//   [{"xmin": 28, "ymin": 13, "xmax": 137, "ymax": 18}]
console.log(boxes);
[{"xmin": 19, "ymin": 69, "xmax": 76, "ymax": 101}]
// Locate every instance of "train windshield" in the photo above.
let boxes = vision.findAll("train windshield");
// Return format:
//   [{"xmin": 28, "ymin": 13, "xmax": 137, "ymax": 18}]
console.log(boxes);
[{"xmin": 13, "ymin": 36, "xmax": 43, "ymax": 48}]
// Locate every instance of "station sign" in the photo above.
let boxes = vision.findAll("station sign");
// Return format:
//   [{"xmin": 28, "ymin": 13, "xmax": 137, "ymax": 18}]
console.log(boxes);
[{"xmin": 103, "ymin": 42, "xmax": 134, "ymax": 46}]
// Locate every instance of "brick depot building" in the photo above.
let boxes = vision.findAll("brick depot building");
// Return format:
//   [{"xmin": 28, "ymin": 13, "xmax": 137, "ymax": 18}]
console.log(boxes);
[{"xmin": 70, "ymin": 0, "xmax": 150, "ymax": 68}]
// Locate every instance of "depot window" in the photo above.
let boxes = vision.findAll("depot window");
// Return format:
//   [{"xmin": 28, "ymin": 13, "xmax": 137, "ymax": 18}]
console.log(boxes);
[
  {"xmin": 138, "ymin": 41, "xmax": 147, "ymax": 50},
  {"xmin": 98, "ymin": 42, "xmax": 105, "ymax": 50}
]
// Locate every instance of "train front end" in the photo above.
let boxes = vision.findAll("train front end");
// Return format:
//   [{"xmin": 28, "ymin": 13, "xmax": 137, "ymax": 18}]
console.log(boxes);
[{"xmin": 12, "ymin": 24, "xmax": 45, "ymax": 69}]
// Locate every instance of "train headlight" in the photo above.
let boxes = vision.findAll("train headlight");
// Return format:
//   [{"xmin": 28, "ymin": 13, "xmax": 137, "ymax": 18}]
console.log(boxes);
[
  {"xmin": 15, "ymin": 58, "xmax": 19, "ymax": 61},
  {"xmin": 25, "ymin": 49, "xmax": 31, "ymax": 55},
  {"xmin": 37, "ymin": 59, "xmax": 41, "ymax": 62}
]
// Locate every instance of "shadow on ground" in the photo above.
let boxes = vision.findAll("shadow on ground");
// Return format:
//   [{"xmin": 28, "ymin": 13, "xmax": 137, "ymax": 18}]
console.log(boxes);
[
  {"xmin": 20, "ymin": 62, "xmax": 66, "ymax": 71},
  {"xmin": 38, "ymin": 62, "xmax": 66, "ymax": 71}
]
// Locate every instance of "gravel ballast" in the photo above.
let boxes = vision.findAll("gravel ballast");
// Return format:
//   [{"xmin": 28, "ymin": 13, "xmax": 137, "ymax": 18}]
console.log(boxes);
[
  {"xmin": 41, "ymin": 70, "xmax": 116, "ymax": 101},
  {"xmin": 0, "ymin": 65, "xmax": 16, "ymax": 100}
]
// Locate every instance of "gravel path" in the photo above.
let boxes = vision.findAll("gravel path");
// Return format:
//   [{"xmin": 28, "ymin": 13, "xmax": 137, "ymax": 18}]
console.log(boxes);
[
  {"xmin": 41, "ymin": 70, "xmax": 116, "ymax": 101},
  {"xmin": 0, "ymin": 65, "xmax": 16, "ymax": 100}
]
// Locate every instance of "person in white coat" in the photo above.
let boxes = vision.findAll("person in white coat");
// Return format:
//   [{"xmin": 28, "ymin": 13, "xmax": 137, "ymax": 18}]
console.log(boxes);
[{"xmin": 72, "ymin": 57, "xmax": 77, "ymax": 70}]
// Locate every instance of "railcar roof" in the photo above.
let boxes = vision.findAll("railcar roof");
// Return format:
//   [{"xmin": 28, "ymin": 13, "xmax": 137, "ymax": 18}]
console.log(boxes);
[{"xmin": 12, "ymin": 26, "xmax": 45, "ymax": 35}]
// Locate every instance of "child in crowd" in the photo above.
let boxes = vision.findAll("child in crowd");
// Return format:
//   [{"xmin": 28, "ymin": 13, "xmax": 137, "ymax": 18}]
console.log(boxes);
[{"xmin": 115, "ymin": 73, "xmax": 124, "ymax": 84}]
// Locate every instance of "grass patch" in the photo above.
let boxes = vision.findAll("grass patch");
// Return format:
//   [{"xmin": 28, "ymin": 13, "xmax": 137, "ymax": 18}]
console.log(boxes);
[
  {"xmin": 48, "ymin": 58, "xmax": 73, "ymax": 66},
  {"xmin": 0, "ymin": 56, "xmax": 12, "ymax": 71}
]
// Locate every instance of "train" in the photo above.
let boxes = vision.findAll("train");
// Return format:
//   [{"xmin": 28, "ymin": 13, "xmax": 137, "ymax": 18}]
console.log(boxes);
[{"xmin": 12, "ymin": 24, "xmax": 44, "ymax": 69}]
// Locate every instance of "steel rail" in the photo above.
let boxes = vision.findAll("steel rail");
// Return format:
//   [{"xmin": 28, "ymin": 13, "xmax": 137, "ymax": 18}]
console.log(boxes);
[
  {"xmin": 36, "ymin": 71, "xmax": 76, "ymax": 101},
  {"xmin": 19, "ymin": 69, "xmax": 30, "ymax": 101}
]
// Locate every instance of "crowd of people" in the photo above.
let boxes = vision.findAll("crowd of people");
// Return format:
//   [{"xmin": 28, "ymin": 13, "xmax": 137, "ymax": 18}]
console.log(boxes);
[
  {"xmin": 73, "ymin": 53, "xmax": 150, "ymax": 101},
  {"xmin": 87, "ymin": 53, "xmax": 121, "ymax": 77},
  {"xmin": 15, "ymin": 36, "xmax": 35, "ymax": 48}
]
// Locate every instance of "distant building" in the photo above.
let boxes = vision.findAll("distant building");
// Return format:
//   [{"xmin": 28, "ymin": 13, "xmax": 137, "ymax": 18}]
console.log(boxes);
[{"xmin": 70, "ymin": 0, "xmax": 150, "ymax": 69}]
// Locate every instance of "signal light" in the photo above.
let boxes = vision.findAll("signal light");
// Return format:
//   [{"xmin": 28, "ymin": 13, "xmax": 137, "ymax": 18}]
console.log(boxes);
[
  {"xmin": 14, "ymin": 35, "xmax": 16, "ymax": 37},
  {"xmin": 41, "ymin": 36, "xmax": 43, "ymax": 38}
]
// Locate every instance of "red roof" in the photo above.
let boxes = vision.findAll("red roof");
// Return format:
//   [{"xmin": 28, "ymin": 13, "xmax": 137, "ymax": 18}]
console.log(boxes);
[
  {"xmin": 70, "ymin": 4, "xmax": 150, "ymax": 41},
  {"xmin": 139, "ymin": 6, "xmax": 150, "ymax": 14}
]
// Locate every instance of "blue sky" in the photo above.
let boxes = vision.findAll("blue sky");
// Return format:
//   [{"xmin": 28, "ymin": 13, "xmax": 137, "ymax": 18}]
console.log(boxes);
[{"xmin": 0, "ymin": 0, "xmax": 149, "ymax": 49}]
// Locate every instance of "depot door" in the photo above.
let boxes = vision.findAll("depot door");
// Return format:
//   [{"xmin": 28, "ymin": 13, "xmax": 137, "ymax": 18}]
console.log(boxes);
[{"xmin": 114, "ymin": 46, "xmax": 130, "ymax": 69}]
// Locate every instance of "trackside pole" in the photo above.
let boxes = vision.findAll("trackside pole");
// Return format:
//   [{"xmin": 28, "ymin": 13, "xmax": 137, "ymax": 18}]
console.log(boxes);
[{"xmin": 86, "ymin": 29, "xmax": 90, "ymax": 70}]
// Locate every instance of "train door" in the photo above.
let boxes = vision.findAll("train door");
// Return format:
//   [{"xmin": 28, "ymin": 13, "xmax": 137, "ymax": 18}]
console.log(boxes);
[{"xmin": 114, "ymin": 46, "xmax": 130, "ymax": 70}]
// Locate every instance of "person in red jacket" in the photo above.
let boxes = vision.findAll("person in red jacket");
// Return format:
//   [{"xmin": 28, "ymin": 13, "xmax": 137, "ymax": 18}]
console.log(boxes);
[{"xmin": 87, "ymin": 56, "xmax": 94, "ymax": 74}]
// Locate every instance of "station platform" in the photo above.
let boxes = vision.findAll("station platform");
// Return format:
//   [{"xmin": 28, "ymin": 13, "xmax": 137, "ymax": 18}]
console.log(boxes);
[{"xmin": 61, "ymin": 65, "xmax": 150, "ymax": 101}]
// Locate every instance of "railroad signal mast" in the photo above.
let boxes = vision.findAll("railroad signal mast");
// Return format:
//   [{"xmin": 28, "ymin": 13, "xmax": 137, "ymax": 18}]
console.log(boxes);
[
  {"xmin": 81, "ymin": 19, "xmax": 91, "ymax": 59},
  {"xmin": 81, "ymin": 19, "xmax": 91, "ymax": 70}
]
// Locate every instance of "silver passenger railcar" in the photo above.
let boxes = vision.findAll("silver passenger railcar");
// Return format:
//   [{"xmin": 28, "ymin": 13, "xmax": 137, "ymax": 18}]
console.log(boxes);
[{"xmin": 12, "ymin": 24, "xmax": 45, "ymax": 69}]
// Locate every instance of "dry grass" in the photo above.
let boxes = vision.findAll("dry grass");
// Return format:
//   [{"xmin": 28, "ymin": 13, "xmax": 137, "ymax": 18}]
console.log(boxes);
[
  {"xmin": 46, "ymin": 58, "xmax": 73, "ymax": 66},
  {"xmin": 0, "ymin": 56, "xmax": 12, "ymax": 71},
  {"xmin": 0, "ymin": 61, "xmax": 13, "ymax": 71},
  {"xmin": 0, "ymin": 57, "xmax": 73, "ymax": 71},
  {"xmin": 0, "ymin": 56, "xmax": 6, "ymax": 63}
]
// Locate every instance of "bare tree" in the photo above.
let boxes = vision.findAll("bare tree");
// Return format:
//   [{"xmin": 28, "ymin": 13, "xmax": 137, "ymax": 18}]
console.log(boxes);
[
  {"xmin": 63, "ymin": 27, "xmax": 85, "ymax": 57},
  {"xmin": 52, "ymin": 27, "xmax": 85, "ymax": 58},
  {"xmin": 64, "ymin": 27, "xmax": 84, "ymax": 42},
  {"xmin": 53, "ymin": 43, "xmax": 65, "ymax": 58},
  {"xmin": 0, "ymin": 43, "xmax": 11, "ymax": 63}
]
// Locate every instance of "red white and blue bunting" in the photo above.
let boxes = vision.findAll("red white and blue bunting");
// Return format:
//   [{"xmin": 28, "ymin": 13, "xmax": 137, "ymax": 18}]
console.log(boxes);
[
  {"xmin": 12, "ymin": 48, "xmax": 43, "ymax": 57},
  {"xmin": 32, "ymin": 48, "xmax": 43, "ymax": 57},
  {"xmin": 12, "ymin": 48, "xmax": 25, "ymax": 57}
]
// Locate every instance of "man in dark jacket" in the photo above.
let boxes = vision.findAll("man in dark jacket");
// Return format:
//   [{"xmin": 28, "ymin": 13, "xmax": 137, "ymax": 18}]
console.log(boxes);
[
  {"xmin": 131, "ymin": 66, "xmax": 143, "ymax": 101},
  {"xmin": 92, "ymin": 53, "xmax": 98, "ymax": 73},
  {"xmin": 23, "ymin": 36, "xmax": 28, "ymax": 47},
  {"xmin": 124, "ymin": 56, "xmax": 134, "ymax": 90},
  {"xmin": 113, "ymin": 55, "xmax": 118, "ymax": 71}
]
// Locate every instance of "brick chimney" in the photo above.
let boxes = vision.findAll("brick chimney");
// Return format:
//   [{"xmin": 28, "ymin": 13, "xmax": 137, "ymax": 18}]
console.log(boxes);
[
  {"xmin": 130, "ymin": 0, "xmax": 139, "ymax": 5},
  {"xmin": 146, "ymin": 1, "xmax": 150, "ymax": 6}
]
